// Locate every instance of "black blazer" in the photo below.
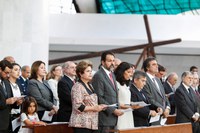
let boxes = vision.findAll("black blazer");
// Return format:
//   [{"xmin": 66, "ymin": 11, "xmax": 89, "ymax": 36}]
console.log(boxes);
[
  {"xmin": 163, "ymin": 81, "xmax": 176, "ymax": 114},
  {"xmin": 17, "ymin": 76, "xmax": 29, "ymax": 95},
  {"xmin": 0, "ymin": 84, "xmax": 10, "ymax": 131},
  {"xmin": 130, "ymin": 83, "xmax": 156, "ymax": 127},
  {"xmin": 57, "ymin": 75, "xmax": 74, "ymax": 122},
  {"xmin": 175, "ymin": 83, "xmax": 198, "ymax": 123},
  {"xmin": 4, "ymin": 80, "xmax": 23, "ymax": 109}
]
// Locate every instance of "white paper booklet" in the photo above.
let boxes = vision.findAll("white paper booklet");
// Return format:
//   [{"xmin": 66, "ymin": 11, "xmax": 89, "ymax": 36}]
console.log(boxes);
[{"xmin": 131, "ymin": 101, "xmax": 150, "ymax": 107}]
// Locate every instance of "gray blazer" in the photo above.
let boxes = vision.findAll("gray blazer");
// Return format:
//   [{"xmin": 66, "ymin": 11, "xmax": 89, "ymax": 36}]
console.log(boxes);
[
  {"xmin": 143, "ymin": 74, "xmax": 170, "ymax": 111},
  {"xmin": 92, "ymin": 67, "xmax": 118, "ymax": 126},
  {"xmin": 27, "ymin": 79, "xmax": 55, "ymax": 111}
]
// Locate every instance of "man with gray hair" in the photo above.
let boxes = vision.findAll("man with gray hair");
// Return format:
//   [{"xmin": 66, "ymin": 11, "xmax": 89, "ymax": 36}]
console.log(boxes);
[
  {"xmin": 175, "ymin": 71, "xmax": 200, "ymax": 133},
  {"xmin": 57, "ymin": 61, "xmax": 76, "ymax": 122},
  {"xmin": 191, "ymin": 72, "xmax": 200, "ymax": 99},
  {"xmin": 163, "ymin": 72, "xmax": 178, "ymax": 115}
]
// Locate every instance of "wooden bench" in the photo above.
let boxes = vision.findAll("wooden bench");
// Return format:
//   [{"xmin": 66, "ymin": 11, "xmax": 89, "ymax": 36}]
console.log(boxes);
[
  {"xmin": 110, "ymin": 123, "xmax": 192, "ymax": 133},
  {"xmin": 23, "ymin": 123, "xmax": 74, "ymax": 133},
  {"xmin": 166, "ymin": 114, "xmax": 176, "ymax": 124}
]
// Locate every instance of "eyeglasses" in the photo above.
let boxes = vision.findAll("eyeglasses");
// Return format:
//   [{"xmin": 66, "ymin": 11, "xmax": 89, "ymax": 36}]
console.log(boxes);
[{"xmin": 3, "ymin": 70, "xmax": 10, "ymax": 75}]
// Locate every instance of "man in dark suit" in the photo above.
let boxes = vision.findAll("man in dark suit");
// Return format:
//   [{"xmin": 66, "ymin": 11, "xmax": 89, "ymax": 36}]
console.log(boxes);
[
  {"xmin": 0, "ymin": 60, "xmax": 17, "ymax": 133},
  {"xmin": 92, "ymin": 51, "xmax": 123, "ymax": 133},
  {"xmin": 130, "ymin": 71, "xmax": 157, "ymax": 127},
  {"xmin": 17, "ymin": 65, "xmax": 30, "ymax": 95},
  {"xmin": 57, "ymin": 61, "xmax": 76, "ymax": 122},
  {"xmin": 142, "ymin": 57, "xmax": 170, "ymax": 125},
  {"xmin": 163, "ymin": 72, "xmax": 178, "ymax": 115},
  {"xmin": 175, "ymin": 71, "xmax": 200, "ymax": 133}
]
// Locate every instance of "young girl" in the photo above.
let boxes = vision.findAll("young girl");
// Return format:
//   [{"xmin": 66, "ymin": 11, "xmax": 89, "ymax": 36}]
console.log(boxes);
[{"xmin": 18, "ymin": 96, "xmax": 46, "ymax": 133}]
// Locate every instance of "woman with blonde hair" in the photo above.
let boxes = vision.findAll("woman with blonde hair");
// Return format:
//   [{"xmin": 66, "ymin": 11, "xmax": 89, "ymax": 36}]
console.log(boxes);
[{"xmin": 47, "ymin": 64, "xmax": 62, "ymax": 107}]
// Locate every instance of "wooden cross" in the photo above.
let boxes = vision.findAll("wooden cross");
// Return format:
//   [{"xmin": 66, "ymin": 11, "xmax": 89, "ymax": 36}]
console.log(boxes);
[{"xmin": 49, "ymin": 15, "xmax": 181, "ymax": 68}]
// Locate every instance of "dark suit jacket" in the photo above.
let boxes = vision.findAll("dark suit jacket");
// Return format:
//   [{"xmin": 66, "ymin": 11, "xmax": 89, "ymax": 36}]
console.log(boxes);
[
  {"xmin": 163, "ymin": 81, "xmax": 176, "ymax": 114},
  {"xmin": 57, "ymin": 75, "xmax": 74, "ymax": 122},
  {"xmin": 175, "ymin": 83, "xmax": 199, "ymax": 123},
  {"xmin": 4, "ymin": 80, "xmax": 23, "ymax": 109},
  {"xmin": 175, "ymin": 83, "xmax": 200, "ymax": 133},
  {"xmin": 17, "ymin": 76, "xmax": 29, "ymax": 95},
  {"xmin": 92, "ymin": 67, "xmax": 118, "ymax": 126},
  {"xmin": 27, "ymin": 79, "xmax": 55, "ymax": 111},
  {"xmin": 143, "ymin": 74, "xmax": 170, "ymax": 111},
  {"xmin": 130, "ymin": 84, "xmax": 157, "ymax": 127},
  {"xmin": 0, "ymin": 84, "xmax": 10, "ymax": 131}
]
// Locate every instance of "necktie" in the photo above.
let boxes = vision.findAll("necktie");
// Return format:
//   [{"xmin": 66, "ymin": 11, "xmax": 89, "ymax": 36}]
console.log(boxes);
[
  {"xmin": 172, "ymin": 86, "xmax": 176, "ymax": 92},
  {"xmin": 195, "ymin": 90, "xmax": 200, "ymax": 99},
  {"xmin": 73, "ymin": 80, "xmax": 75, "ymax": 85},
  {"xmin": 188, "ymin": 88, "xmax": 195, "ymax": 102},
  {"xmin": 152, "ymin": 78, "xmax": 162, "ymax": 96},
  {"xmin": 1, "ymin": 81, "xmax": 7, "ymax": 97},
  {"xmin": 109, "ymin": 73, "xmax": 115, "ymax": 89},
  {"xmin": 140, "ymin": 91, "xmax": 147, "ymax": 103}
]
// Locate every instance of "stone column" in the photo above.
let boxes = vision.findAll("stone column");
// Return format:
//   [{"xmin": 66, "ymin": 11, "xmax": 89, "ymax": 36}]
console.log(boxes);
[{"xmin": 0, "ymin": 0, "xmax": 49, "ymax": 66}]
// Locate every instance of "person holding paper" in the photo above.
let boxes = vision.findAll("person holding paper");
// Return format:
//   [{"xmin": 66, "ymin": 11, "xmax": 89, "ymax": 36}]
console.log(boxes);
[
  {"xmin": 4, "ymin": 63, "xmax": 25, "ymax": 133},
  {"xmin": 92, "ymin": 51, "xmax": 124, "ymax": 133},
  {"xmin": 27, "ymin": 61, "xmax": 58, "ymax": 122},
  {"xmin": 130, "ymin": 71, "xmax": 157, "ymax": 127},
  {"xmin": 142, "ymin": 57, "xmax": 170, "ymax": 125},
  {"xmin": 69, "ymin": 60, "xmax": 106, "ymax": 133},
  {"xmin": 18, "ymin": 96, "xmax": 46, "ymax": 133},
  {"xmin": 175, "ymin": 71, "xmax": 200, "ymax": 133},
  {"xmin": 163, "ymin": 72, "xmax": 178, "ymax": 115},
  {"xmin": 0, "ymin": 60, "xmax": 18, "ymax": 133},
  {"xmin": 114, "ymin": 62, "xmax": 135, "ymax": 129}
]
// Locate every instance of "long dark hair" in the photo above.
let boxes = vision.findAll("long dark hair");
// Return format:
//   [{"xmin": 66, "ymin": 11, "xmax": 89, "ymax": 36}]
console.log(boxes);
[
  {"xmin": 114, "ymin": 62, "xmax": 131, "ymax": 86},
  {"xmin": 22, "ymin": 96, "xmax": 38, "ymax": 115}
]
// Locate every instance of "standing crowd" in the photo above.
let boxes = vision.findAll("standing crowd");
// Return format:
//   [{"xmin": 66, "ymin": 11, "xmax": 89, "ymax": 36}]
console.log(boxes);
[{"xmin": 0, "ymin": 52, "xmax": 200, "ymax": 133}]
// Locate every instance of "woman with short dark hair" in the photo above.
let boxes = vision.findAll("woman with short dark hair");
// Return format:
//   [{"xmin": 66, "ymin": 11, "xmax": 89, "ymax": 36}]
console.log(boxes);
[{"xmin": 69, "ymin": 60, "xmax": 107, "ymax": 133}]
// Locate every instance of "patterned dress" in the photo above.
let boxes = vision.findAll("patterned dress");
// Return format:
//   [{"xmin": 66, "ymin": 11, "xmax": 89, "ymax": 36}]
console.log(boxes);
[{"xmin": 69, "ymin": 82, "xmax": 98, "ymax": 130}]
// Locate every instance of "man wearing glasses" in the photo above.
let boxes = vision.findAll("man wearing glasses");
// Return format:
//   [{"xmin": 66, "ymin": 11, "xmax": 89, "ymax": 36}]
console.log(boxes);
[{"xmin": 0, "ymin": 59, "xmax": 18, "ymax": 133}]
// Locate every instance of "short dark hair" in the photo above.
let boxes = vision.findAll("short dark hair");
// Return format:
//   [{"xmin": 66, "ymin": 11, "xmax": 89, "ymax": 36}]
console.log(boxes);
[
  {"xmin": 158, "ymin": 64, "xmax": 166, "ymax": 72},
  {"xmin": 142, "ymin": 57, "xmax": 157, "ymax": 72},
  {"xmin": 76, "ymin": 60, "xmax": 93, "ymax": 79},
  {"xmin": 101, "ymin": 51, "xmax": 115, "ymax": 62},
  {"xmin": 0, "ymin": 60, "xmax": 13, "ymax": 71},
  {"xmin": 11, "ymin": 63, "xmax": 21, "ymax": 69},
  {"xmin": 133, "ymin": 70, "xmax": 146, "ymax": 80},
  {"xmin": 190, "ymin": 66, "xmax": 198, "ymax": 72},
  {"xmin": 22, "ymin": 96, "xmax": 38, "ymax": 115},
  {"xmin": 114, "ymin": 62, "xmax": 131, "ymax": 86}
]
